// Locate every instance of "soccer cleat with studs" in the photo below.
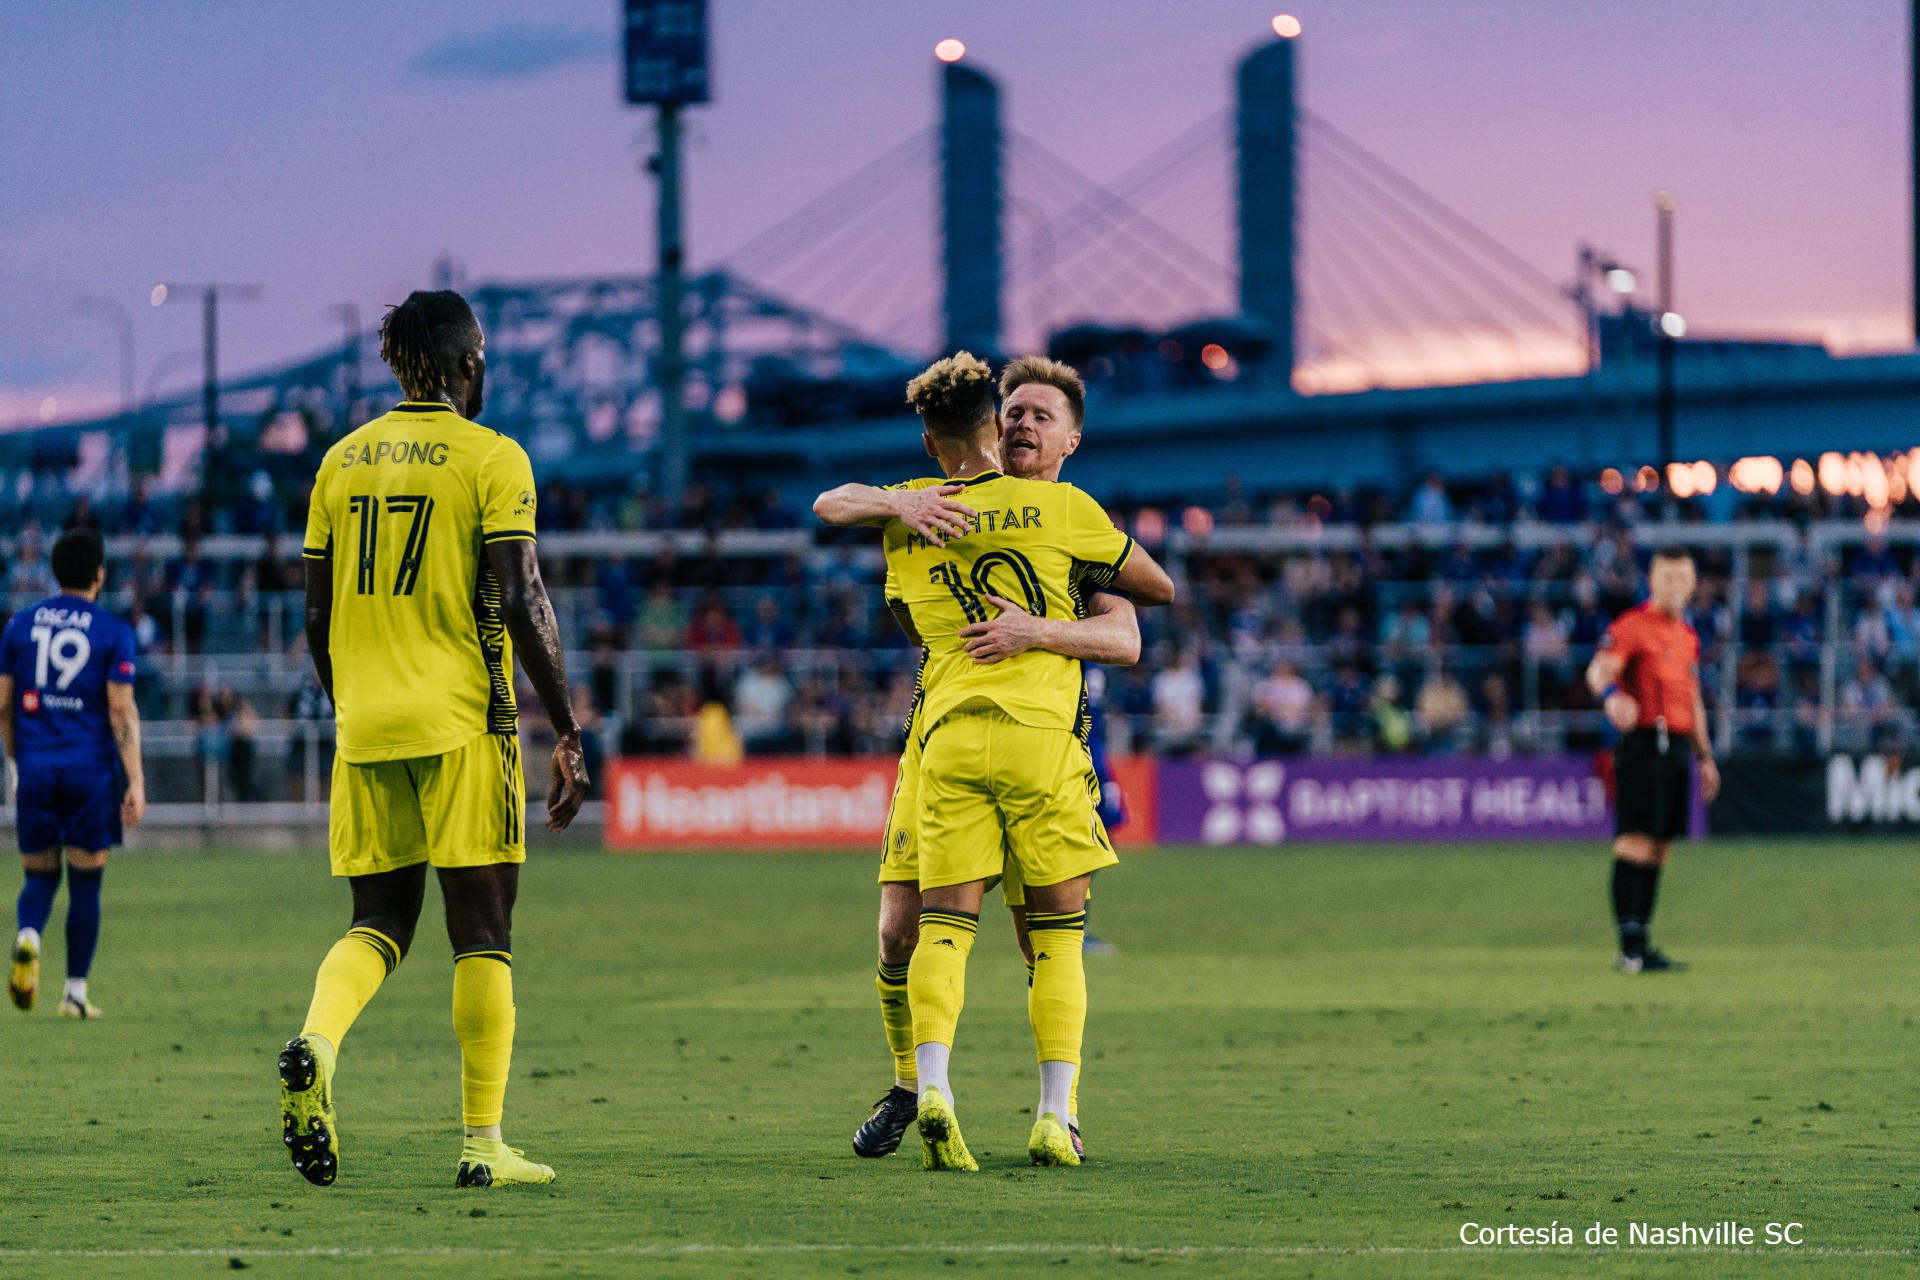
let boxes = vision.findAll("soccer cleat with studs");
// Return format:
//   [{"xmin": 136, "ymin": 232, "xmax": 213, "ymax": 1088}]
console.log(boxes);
[
  {"xmin": 279, "ymin": 1035, "xmax": 339, "ymax": 1186},
  {"xmin": 1028, "ymin": 1111, "xmax": 1081, "ymax": 1167},
  {"xmin": 456, "ymin": 1138, "xmax": 555, "ymax": 1187},
  {"xmin": 853, "ymin": 1085, "xmax": 918, "ymax": 1158},
  {"xmin": 8, "ymin": 936, "xmax": 39, "ymax": 1011},
  {"xmin": 56, "ymin": 994, "xmax": 103, "ymax": 1019},
  {"xmin": 916, "ymin": 1087, "xmax": 977, "ymax": 1172}
]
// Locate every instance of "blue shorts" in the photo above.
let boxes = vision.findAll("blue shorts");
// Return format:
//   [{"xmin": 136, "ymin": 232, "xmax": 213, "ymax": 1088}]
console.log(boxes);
[{"xmin": 16, "ymin": 761, "xmax": 120, "ymax": 855}]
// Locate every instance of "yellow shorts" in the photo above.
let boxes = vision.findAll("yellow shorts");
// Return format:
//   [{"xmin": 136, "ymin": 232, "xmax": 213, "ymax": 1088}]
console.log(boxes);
[
  {"xmin": 329, "ymin": 732, "xmax": 525, "ymax": 878},
  {"xmin": 879, "ymin": 728, "xmax": 1025, "ymax": 906},
  {"xmin": 916, "ymin": 705, "xmax": 1117, "ymax": 892}
]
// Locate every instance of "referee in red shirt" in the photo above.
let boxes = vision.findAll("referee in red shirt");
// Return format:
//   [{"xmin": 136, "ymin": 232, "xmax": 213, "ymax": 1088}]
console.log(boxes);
[{"xmin": 1585, "ymin": 547, "xmax": 1721, "ymax": 973}]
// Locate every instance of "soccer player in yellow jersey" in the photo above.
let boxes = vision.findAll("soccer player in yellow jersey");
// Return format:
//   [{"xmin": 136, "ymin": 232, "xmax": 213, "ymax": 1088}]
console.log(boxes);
[
  {"xmin": 879, "ymin": 353, "xmax": 1171, "ymax": 1169},
  {"xmin": 279, "ymin": 290, "xmax": 589, "ymax": 1189},
  {"xmin": 815, "ymin": 357, "xmax": 1163, "ymax": 1163}
]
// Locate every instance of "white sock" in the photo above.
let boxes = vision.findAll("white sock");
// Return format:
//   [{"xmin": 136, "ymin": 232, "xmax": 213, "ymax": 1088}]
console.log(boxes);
[
  {"xmin": 16, "ymin": 927, "xmax": 39, "ymax": 950},
  {"xmin": 63, "ymin": 976, "xmax": 87, "ymax": 1003},
  {"xmin": 1038, "ymin": 1060, "xmax": 1075, "ymax": 1122},
  {"xmin": 915, "ymin": 1042, "xmax": 952, "ymax": 1103}
]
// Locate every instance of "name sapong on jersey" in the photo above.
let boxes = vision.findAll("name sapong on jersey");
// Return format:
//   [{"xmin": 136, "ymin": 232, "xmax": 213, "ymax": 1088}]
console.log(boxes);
[{"xmin": 342, "ymin": 440, "xmax": 453, "ymax": 469}]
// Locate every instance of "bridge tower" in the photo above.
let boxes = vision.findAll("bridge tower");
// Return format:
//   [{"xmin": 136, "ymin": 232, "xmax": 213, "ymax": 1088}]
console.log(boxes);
[
  {"xmin": 941, "ymin": 59, "xmax": 1003, "ymax": 358},
  {"xmin": 1237, "ymin": 29, "xmax": 1298, "ymax": 379}
]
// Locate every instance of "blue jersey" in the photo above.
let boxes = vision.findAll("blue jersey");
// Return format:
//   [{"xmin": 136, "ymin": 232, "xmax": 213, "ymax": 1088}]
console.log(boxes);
[
  {"xmin": 0, "ymin": 594, "xmax": 137, "ymax": 770},
  {"xmin": 1084, "ymin": 661, "xmax": 1127, "ymax": 831}
]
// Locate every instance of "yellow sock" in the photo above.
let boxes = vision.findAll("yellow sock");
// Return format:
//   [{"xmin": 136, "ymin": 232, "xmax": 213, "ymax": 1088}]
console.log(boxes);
[
  {"xmin": 876, "ymin": 961, "xmax": 917, "ymax": 1086},
  {"xmin": 301, "ymin": 927, "xmax": 401, "ymax": 1049},
  {"xmin": 1026, "ymin": 958, "xmax": 1073, "ymax": 1111},
  {"xmin": 1026, "ymin": 910, "xmax": 1087, "ymax": 1067},
  {"xmin": 907, "ymin": 909, "xmax": 977, "ymax": 1049},
  {"xmin": 452, "ymin": 950, "xmax": 515, "ymax": 1129}
]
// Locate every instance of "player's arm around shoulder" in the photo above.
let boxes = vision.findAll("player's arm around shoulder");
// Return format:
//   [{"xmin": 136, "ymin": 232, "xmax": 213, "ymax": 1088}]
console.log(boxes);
[
  {"xmin": 1063, "ymin": 482, "xmax": 1175, "ymax": 607},
  {"xmin": 813, "ymin": 479, "xmax": 976, "ymax": 546}
]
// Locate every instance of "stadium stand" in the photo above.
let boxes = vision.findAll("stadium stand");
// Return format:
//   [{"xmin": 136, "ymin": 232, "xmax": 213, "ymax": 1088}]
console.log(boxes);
[{"xmin": 0, "ymin": 462, "xmax": 1908, "ymax": 819}]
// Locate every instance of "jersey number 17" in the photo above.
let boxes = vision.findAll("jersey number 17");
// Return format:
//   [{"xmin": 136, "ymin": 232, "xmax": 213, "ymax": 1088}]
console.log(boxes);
[{"xmin": 348, "ymin": 494, "xmax": 436, "ymax": 596}]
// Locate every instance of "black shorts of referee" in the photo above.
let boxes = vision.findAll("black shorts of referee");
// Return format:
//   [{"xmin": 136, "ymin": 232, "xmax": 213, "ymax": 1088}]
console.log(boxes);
[{"xmin": 1613, "ymin": 727, "xmax": 1691, "ymax": 841}]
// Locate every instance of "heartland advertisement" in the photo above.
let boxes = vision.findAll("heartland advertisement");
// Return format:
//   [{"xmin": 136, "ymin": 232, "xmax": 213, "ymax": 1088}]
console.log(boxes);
[
  {"xmin": 604, "ymin": 756, "xmax": 1157, "ymax": 851},
  {"xmin": 606, "ymin": 759, "xmax": 896, "ymax": 850},
  {"xmin": 1157, "ymin": 757, "xmax": 1612, "ymax": 844}
]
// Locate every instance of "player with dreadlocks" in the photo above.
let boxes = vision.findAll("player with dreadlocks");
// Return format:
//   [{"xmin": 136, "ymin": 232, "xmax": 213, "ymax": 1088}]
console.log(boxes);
[{"xmin": 278, "ymin": 289, "xmax": 589, "ymax": 1189}]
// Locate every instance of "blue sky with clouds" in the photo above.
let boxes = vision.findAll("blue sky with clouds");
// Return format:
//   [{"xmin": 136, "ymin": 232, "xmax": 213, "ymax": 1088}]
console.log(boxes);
[{"xmin": 0, "ymin": 0, "xmax": 1908, "ymax": 426}]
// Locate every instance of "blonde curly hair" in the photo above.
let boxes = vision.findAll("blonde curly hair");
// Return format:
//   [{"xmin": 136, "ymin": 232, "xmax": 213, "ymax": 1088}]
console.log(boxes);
[{"xmin": 905, "ymin": 351, "xmax": 997, "ymax": 440}]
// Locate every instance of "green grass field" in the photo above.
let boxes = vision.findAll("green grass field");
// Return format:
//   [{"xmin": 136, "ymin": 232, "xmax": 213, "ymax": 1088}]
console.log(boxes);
[{"xmin": 3, "ymin": 839, "xmax": 1918, "ymax": 1278}]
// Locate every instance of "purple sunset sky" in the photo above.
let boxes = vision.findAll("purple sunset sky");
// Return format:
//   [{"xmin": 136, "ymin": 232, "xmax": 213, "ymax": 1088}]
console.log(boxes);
[{"xmin": 1, "ymin": 0, "xmax": 1908, "ymax": 427}]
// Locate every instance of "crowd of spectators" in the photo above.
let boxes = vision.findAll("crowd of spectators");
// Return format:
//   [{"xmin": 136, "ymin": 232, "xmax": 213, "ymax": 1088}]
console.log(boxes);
[{"xmin": 1, "ymin": 462, "xmax": 1915, "ymax": 777}]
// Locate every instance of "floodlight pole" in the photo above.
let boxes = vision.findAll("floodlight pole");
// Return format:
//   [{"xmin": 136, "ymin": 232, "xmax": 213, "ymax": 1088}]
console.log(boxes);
[{"xmin": 656, "ymin": 101, "xmax": 688, "ymax": 506}]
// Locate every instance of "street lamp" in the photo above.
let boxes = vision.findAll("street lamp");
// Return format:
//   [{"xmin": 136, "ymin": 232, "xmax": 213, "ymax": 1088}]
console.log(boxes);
[
  {"xmin": 76, "ymin": 296, "xmax": 135, "ymax": 417},
  {"xmin": 153, "ymin": 282, "xmax": 263, "ymax": 499},
  {"xmin": 1654, "ymin": 192, "xmax": 1678, "ymax": 473},
  {"xmin": 326, "ymin": 303, "xmax": 362, "ymax": 434}
]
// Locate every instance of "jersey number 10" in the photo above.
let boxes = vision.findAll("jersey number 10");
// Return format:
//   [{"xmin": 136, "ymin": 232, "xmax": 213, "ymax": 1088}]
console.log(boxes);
[
  {"xmin": 929, "ymin": 550, "xmax": 1048, "ymax": 623},
  {"xmin": 348, "ymin": 494, "xmax": 436, "ymax": 596}
]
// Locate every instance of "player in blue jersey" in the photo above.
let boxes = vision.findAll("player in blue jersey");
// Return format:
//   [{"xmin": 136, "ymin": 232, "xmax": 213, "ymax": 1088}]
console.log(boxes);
[
  {"xmin": 3, "ymin": 528, "xmax": 146, "ymax": 1018},
  {"xmin": 1080, "ymin": 665, "xmax": 1123, "ymax": 956}
]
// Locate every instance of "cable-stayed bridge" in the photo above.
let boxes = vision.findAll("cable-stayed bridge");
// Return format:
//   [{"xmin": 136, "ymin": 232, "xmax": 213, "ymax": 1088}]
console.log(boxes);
[{"xmin": 16, "ymin": 31, "xmax": 1920, "ymax": 510}]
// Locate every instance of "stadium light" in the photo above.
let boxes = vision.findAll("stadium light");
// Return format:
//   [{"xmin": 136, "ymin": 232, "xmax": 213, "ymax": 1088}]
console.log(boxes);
[
  {"xmin": 1603, "ymin": 267, "xmax": 1636, "ymax": 295},
  {"xmin": 1599, "ymin": 467, "xmax": 1625, "ymax": 495},
  {"xmin": 934, "ymin": 37, "xmax": 965, "ymax": 62},
  {"xmin": 1728, "ymin": 456, "xmax": 1783, "ymax": 495},
  {"xmin": 1666, "ymin": 462, "xmax": 1697, "ymax": 499},
  {"xmin": 1201, "ymin": 343, "xmax": 1231, "ymax": 372},
  {"xmin": 149, "ymin": 284, "xmax": 169, "ymax": 307},
  {"xmin": 38, "ymin": 395, "xmax": 58, "ymax": 424},
  {"xmin": 1272, "ymin": 14, "xmax": 1303, "ymax": 38},
  {"xmin": 1863, "ymin": 454, "xmax": 1891, "ymax": 508},
  {"xmin": 1789, "ymin": 458, "xmax": 1816, "ymax": 495},
  {"xmin": 1659, "ymin": 311, "xmax": 1687, "ymax": 339}
]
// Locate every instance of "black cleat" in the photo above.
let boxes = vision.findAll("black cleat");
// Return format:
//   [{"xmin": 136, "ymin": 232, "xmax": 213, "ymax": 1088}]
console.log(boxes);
[
  {"xmin": 852, "ymin": 1085, "xmax": 918, "ymax": 1158},
  {"xmin": 1068, "ymin": 1120, "xmax": 1086, "ymax": 1163},
  {"xmin": 1638, "ymin": 948, "xmax": 1689, "ymax": 972},
  {"xmin": 279, "ymin": 1035, "xmax": 339, "ymax": 1187}
]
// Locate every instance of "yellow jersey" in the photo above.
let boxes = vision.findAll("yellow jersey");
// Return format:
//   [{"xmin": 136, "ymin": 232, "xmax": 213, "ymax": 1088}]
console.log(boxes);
[
  {"xmin": 302, "ymin": 401, "xmax": 538, "ymax": 763},
  {"xmin": 882, "ymin": 470, "xmax": 1133, "ymax": 739}
]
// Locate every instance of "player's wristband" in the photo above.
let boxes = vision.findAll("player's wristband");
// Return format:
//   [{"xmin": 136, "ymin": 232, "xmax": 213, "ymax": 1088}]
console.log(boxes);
[{"xmin": 1601, "ymin": 683, "xmax": 1622, "ymax": 701}]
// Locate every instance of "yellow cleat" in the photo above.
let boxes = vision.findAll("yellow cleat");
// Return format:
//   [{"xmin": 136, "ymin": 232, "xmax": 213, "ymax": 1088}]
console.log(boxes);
[
  {"xmin": 279, "ymin": 1034, "xmax": 340, "ymax": 1186},
  {"xmin": 916, "ymin": 1087, "xmax": 978, "ymax": 1172},
  {"xmin": 56, "ymin": 994, "xmax": 103, "ymax": 1019},
  {"xmin": 8, "ymin": 936, "xmax": 38, "ymax": 1011},
  {"xmin": 456, "ymin": 1138, "xmax": 555, "ymax": 1187},
  {"xmin": 1028, "ymin": 1112, "xmax": 1081, "ymax": 1167}
]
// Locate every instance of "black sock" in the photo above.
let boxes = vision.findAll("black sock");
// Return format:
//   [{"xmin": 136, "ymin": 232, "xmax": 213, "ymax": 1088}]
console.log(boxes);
[
  {"xmin": 1611, "ymin": 859, "xmax": 1648, "ymax": 957},
  {"xmin": 1639, "ymin": 864, "xmax": 1663, "ymax": 942}
]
